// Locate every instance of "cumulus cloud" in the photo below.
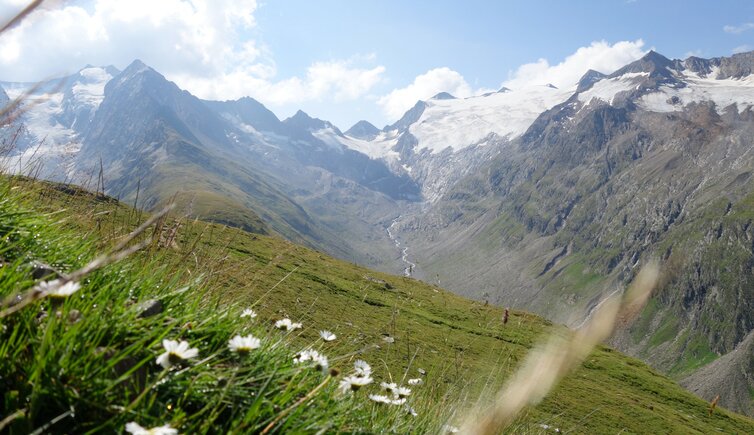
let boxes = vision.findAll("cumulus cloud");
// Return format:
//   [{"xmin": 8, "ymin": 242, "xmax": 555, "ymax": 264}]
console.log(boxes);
[
  {"xmin": 176, "ymin": 57, "xmax": 385, "ymax": 105},
  {"xmin": 377, "ymin": 67, "xmax": 488, "ymax": 120},
  {"xmin": 501, "ymin": 40, "xmax": 647, "ymax": 90},
  {"xmin": 724, "ymin": 23, "xmax": 754, "ymax": 34},
  {"xmin": 378, "ymin": 40, "xmax": 646, "ymax": 122},
  {"xmin": 0, "ymin": 0, "xmax": 384, "ymax": 105}
]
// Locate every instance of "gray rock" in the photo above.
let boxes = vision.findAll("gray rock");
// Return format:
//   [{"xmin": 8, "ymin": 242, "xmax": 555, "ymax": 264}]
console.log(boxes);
[
  {"xmin": 137, "ymin": 299, "xmax": 163, "ymax": 318},
  {"xmin": 30, "ymin": 261, "xmax": 61, "ymax": 280}
]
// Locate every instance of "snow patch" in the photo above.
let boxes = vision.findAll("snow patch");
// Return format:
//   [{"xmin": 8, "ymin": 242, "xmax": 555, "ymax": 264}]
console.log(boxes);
[
  {"xmin": 72, "ymin": 67, "xmax": 113, "ymax": 111},
  {"xmin": 577, "ymin": 72, "xmax": 648, "ymax": 105},
  {"xmin": 340, "ymin": 131, "xmax": 398, "ymax": 159},
  {"xmin": 311, "ymin": 127, "xmax": 347, "ymax": 151},
  {"xmin": 407, "ymin": 84, "xmax": 574, "ymax": 153},
  {"xmin": 639, "ymin": 68, "xmax": 754, "ymax": 114},
  {"xmin": 15, "ymin": 92, "xmax": 77, "ymax": 146}
]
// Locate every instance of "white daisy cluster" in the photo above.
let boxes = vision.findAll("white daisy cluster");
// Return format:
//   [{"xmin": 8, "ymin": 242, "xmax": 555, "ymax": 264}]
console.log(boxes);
[
  {"xmin": 275, "ymin": 318, "xmax": 302, "ymax": 331},
  {"xmin": 293, "ymin": 349, "xmax": 329, "ymax": 371},
  {"xmin": 368, "ymin": 393, "xmax": 405, "ymax": 405},
  {"xmin": 338, "ymin": 359, "xmax": 373, "ymax": 393},
  {"xmin": 371, "ymin": 381, "xmax": 412, "ymax": 405}
]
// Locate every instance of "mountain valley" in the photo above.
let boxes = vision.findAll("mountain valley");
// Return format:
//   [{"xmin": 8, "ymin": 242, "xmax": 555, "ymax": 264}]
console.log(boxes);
[{"xmin": 4, "ymin": 49, "xmax": 754, "ymax": 416}]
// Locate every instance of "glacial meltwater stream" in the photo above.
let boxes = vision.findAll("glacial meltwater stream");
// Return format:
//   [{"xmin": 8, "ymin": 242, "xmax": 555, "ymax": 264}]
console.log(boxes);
[{"xmin": 386, "ymin": 217, "xmax": 416, "ymax": 277}]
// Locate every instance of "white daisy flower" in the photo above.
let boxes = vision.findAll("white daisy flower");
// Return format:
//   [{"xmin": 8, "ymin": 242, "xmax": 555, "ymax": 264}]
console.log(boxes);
[
  {"xmin": 156, "ymin": 339, "xmax": 198, "ymax": 369},
  {"xmin": 338, "ymin": 375, "xmax": 373, "ymax": 393},
  {"xmin": 228, "ymin": 334, "xmax": 261, "ymax": 354},
  {"xmin": 390, "ymin": 397, "xmax": 407, "ymax": 405},
  {"xmin": 395, "ymin": 386, "xmax": 411, "ymax": 399},
  {"xmin": 408, "ymin": 378, "xmax": 423, "ymax": 386},
  {"xmin": 312, "ymin": 353, "xmax": 328, "ymax": 371},
  {"xmin": 319, "ymin": 330, "xmax": 336, "ymax": 341},
  {"xmin": 294, "ymin": 349, "xmax": 328, "ymax": 371},
  {"xmin": 406, "ymin": 406, "xmax": 418, "ymax": 416},
  {"xmin": 275, "ymin": 318, "xmax": 303, "ymax": 331},
  {"xmin": 125, "ymin": 422, "xmax": 178, "ymax": 435},
  {"xmin": 40, "ymin": 280, "xmax": 81, "ymax": 299},
  {"xmin": 417, "ymin": 368, "xmax": 427, "ymax": 376},
  {"xmin": 369, "ymin": 394, "xmax": 392, "ymax": 404},
  {"xmin": 240, "ymin": 308, "xmax": 257, "ymax": 319},
  {"xmin": 353, "ymin": 359, "xmax": 371, "ymax": 377},
  {"xmin": 380, "ymin": 382, "xmax": 398, "ymax": 393},
  {"xmin": 442, "ymin": 425, "xmax": 460, "ymax": 434},
  {"xmin": 382, "ymin": 336, "xmax": 395, "ymax": 343}
]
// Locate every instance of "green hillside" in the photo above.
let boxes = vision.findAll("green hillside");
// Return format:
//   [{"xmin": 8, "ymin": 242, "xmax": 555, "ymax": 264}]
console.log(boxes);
[{"xmin": 1, "ymin": 176, "xmax": 753, "ymax": 434}]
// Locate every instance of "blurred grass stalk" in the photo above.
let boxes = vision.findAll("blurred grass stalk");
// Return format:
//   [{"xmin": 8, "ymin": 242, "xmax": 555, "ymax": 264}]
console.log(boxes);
[{"xmin": 463, "ymin": 261, "xmax": 660, "ymax": 434}]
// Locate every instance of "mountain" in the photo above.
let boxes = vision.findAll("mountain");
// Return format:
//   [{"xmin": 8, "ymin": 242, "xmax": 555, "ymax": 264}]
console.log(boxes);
[
  {"xmin": 345, "ymin": 120, "xmax": 380, "ymax": 140},
  {"xmin": 1, "ymin": 60, "xmax": 420, "ymax": 270}
]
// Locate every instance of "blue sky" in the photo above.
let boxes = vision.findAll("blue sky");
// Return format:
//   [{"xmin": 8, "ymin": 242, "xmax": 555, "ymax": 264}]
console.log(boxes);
[{"xmin": 1, "ymin": 0, "xmax": 753, "ymax": 129}]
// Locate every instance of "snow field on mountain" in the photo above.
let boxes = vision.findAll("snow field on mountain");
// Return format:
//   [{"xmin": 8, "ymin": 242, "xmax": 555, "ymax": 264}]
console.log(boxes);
[
  {"xmin": 577, "ymin": 72, "xmax": 648, "ymax": 105},
  {"xmin": 640, "ymin": 68, "xmax": 754, "ymax": 114},
  {"xmin": 408, "ymin": 85, "xmax": 573, "ymax": 154}
]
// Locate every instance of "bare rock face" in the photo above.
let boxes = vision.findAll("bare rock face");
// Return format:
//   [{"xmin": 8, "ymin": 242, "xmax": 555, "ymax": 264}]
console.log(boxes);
[
  {"xmin": 681, "ymin": 331, "xmax": 754, "ymax": 416},
  {"xmin": 717, "ymin": 51, "xmax": 754, "ymax": 79}
]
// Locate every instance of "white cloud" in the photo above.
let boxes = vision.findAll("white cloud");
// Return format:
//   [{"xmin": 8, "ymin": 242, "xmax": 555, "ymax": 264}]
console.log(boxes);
[
  {"xmin": 502, "ymin": 40, "xmax": 647, "ymax": 90},
  {"xmin": 377, "ymin": 40, "xmax": 646, "ymax": 122},
  {"xmin": 377, "ymin": 67, "xmax": 488, "ymax": 120},
  {"xmin": 733, "ymin": 44, "xmax": 753, "ymax": 54},
  {"xmin": 0, "ymin": 0, "xmax": 384, "ymax": 105},
  {"xmin": 685, "ymin": 49, "xmax": 703, "ymax": 58},
  {"xmin": 724, "ymin": 23, "xmax": 754, "ymax": 34},
  {"xmin": 175, "ymin": 57, "xmax": 386, "ymax": 105}
]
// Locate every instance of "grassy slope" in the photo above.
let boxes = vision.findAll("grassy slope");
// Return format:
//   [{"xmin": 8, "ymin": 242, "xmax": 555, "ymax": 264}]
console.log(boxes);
[{"xmin": 3, "ymin": 177, "xmax": 754, "ymax": 433}]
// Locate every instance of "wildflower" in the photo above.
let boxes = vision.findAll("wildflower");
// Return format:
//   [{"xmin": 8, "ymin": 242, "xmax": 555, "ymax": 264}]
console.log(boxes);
[
  {"xmin": 408, "ymin": 378, "xmax": 423, "ymax": 386},
  {"xmin": 240, "ymin": 308, "xmax": 257, "ymax": 319},
  {"xmin": 293, "ymin": 349, "xmax": 329, "ymax": 370},
  {"xmin": 40, "ymin": 280, "xmax": 81, "ymax": 299},
  {"xmin": 228, "ymin": 334, "xmax": 261, "ymax": 354},
  {"xmin": 395, "ymin": 386, "xmax": 411, "ymax": 399},
  {"xmin": 319, "ymin": 330, "xmax": 336, "ymax": 341},
  {"xmin": 442, "ymin": 425, "xmax": 460, "ymax": 434},
  {"xmin": 353, "ymin": 359, "xmax": 371, "ymax": 377},
  {"xmin": 125, "ymin": 422, "xmax": 178, "ymax": 435},
  {"xmin": 382, "ymin": 336, "xmax": 395, "ymax": 344},
  {"xmin": 338, "ymin": 375, "xmax": 373, "ymax": 393},
  {"xmin": 368, "ymin": 393, "xmax": 406, "ymax": 405},
  {"xmin": 369, "ymin": 394, "xmax": 393, "ymax": 404},
  {"xmin": 406, "ymin": 406, "xmax": 418, "ymax": 416},
  {"xmin": 156, "ymin": 339, "xmax": 198, "ymax": 369},
  {"xmin": 380, "ymin": 381, "xmax": 398, "ymax": 393},
  {"xmin": 417, "ymin": 368, "xmax": 427, "ymax": 376},
  {"xmin": 275, "ymin": 318, "xmax": 302, "ymax": 331}
]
